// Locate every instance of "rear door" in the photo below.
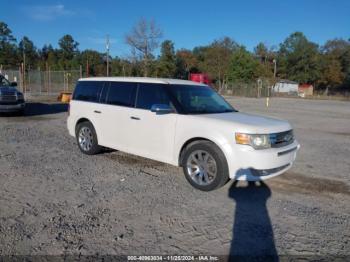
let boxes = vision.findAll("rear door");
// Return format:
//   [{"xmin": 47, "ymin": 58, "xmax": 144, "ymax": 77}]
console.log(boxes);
[
  {"xmin": 97, "ymin": 81, "xmax": 137, "ymax": 151},
  {"xmin": 128, "ymin": 83, "xmax": 177, "ymax": 164}
]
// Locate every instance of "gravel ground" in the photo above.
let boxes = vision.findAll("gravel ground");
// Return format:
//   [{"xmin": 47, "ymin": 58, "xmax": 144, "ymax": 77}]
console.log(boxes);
[{"xmin": 0, "ymin": 97, "xmax": 349, "ymax": 258}]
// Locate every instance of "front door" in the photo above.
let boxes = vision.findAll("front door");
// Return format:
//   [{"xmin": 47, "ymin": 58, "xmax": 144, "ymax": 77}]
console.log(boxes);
[{"xmin": 128, "ymin": 83, "xmax": 177, "ymax": 164}]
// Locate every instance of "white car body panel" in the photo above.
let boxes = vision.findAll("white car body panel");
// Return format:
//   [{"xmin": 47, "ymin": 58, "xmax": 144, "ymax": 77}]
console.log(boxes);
[
  {"xmin": 173, "ymin": 112, "xmax": 299, "ymax": 180},
  {"xmin": 126, "ymin": 108, "xmax": 178, "ymax": 164},
  {"xmin": 67, "ymin": 77, "xmax": 300, "ymax": 182}
]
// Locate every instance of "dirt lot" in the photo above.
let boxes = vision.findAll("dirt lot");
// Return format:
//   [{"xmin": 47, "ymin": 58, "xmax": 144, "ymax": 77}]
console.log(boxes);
[{"xmin": 0, "ymin": 97, "xmax": 349, "ymax": 258}]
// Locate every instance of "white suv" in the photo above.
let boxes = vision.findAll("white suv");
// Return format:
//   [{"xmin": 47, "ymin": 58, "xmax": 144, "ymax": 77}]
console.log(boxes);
[{"xmin": 67, "ymin": 77, "xmax": 299, "ymax": 191}]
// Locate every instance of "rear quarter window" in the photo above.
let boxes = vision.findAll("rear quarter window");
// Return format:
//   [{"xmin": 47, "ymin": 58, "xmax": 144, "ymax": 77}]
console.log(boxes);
[{"xmin": 73, "ymin": 81, "xmax": 104, "ymax": 102}]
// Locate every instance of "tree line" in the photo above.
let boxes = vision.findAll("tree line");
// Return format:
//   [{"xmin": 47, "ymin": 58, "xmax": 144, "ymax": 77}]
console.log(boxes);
[{"xmin": 1, "ymin": 19, "xmax": 349, "ymax": 91}]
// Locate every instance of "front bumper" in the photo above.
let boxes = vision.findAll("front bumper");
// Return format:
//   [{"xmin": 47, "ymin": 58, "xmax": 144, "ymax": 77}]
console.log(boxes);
[
  {"xmin": 228, "ymin": 140, "xmax": 300, "ymax": 181},
  {"xmin": 0, "ymin": 103, "xmax": 25, "ymax": 112}
]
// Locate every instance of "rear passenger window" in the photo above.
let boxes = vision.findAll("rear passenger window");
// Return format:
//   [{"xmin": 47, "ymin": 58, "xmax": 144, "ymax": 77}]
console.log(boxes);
[
  {"xmin": 99, "ymin": 84, "xmax": 108, "ymax": 104},
  {"xmin": 136, "ymin": 83, "xmax": 171, "ymax": 110},
  {"xmin": 106, "ymin": 82, "xmax": 137, "ymax": 107},
  {"xmin": 73, "ymin": 81, "xmax": 103, "ymax": 102}
]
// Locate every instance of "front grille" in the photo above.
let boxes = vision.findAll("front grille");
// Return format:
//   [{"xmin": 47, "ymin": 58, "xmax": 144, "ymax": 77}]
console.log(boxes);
[
  {"xmin": 0, "ymin": 101, "xmax": 21, "ymax": 105},
  {"xmin": 270, "ymin": 130, "xmax": 294, "ymax": 148},
  {"xmin": 0, "ymin": 95, "xmax": 17, "ymax": 102}
]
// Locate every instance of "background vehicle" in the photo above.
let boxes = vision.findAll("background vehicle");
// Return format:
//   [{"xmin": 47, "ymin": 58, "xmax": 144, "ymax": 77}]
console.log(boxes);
[
  {"xmin": 67, "ymin": 77, "xmax": 299, "ymax": 191},
  {"xmin": 0, "ymin": 75, "xmax": 25, "ymax": 114},
  {"xmin": 190, "ymin": 73, "xmax": 211, "ymax": 85}
]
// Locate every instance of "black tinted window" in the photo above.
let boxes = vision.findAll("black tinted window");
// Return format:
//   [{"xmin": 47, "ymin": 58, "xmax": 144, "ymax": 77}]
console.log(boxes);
[
  {"xmin": 0, "ymin": 75, "xmax": 10, "ymax": 86},
  {"xmin": 73, "ymin": 81, "xmax": 103, "ymax": 102},
  {"xmin": 106, "ymin": 82, "xmax": 137, "ymax": 107},
  {"xmin": 99, "ymin": 84, "xmax": 108, "ymax": 103},
  {"xmin": 167, "ymin": 85, "xmax": 235, "ymax": 114},
  {"xmin": 136, "ymin": 83, "xmax": 171, "ymax": 110}
]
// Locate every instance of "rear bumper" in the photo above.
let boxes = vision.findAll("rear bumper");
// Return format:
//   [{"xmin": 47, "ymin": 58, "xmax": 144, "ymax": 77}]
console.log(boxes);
[
  {"xmin": 227, "ymin": 140, "xmax": 300, "ymax": 181},
  {"xmin": 0, "ymin": 103, "xmax": 25, "ymax": 112}
]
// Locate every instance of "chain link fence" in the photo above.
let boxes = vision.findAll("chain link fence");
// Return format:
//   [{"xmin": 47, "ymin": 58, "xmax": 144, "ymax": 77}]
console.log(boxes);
[
  {"xmin": 0, "ymin": 69, "xmax": 81, "ymax": 96},
  {"xmin": 219, "ymin": 79, "xmax": 273, "ymax": 98}
]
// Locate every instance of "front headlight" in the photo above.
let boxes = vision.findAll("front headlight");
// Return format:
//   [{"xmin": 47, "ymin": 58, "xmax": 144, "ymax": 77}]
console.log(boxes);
[{"xmin": 235, "ymin": 133, "xmax": 271, "ymax": 150}]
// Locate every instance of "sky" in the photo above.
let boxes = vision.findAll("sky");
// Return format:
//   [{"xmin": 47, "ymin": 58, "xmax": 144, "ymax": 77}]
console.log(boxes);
[{"xmin": 1, "ymin": 0, "xmax": 349, "ymax": 57}]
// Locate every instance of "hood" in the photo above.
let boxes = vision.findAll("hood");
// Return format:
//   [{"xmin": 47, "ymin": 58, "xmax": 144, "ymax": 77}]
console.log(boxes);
[{"xmin": 193, "ymin": 112, "xmax": 292, "ymax": 134}]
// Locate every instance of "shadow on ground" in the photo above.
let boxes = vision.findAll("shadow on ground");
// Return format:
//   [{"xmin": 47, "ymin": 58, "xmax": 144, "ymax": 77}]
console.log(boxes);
[
  {"xmin": 229, "ymin": 181, "xmax": 278, "ymax": 261},
  {"xmin": 24, "ymin": 102, "xmax": 68, "ymax": 116},
  {"xmin": 0, "ymin": 102, "xmax": 68, "ymax": 117}
]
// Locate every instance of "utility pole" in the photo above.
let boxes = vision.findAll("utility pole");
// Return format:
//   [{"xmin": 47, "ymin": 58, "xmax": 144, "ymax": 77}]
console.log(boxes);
[
  {"xmin": 106, "ymin": 35, "xmax": 110, "ymax": 77},
  {"xmin": 23, "ymin": 51, "xmax": 26, "ymax": 94},
  {"xmin": 273, "ymin": 59, "xmax": 277, "ymax": 78},
  {"xmin": 86, "ymin": 58, "xmax": 89, "ymax": 77},
  {"xmin": 270, "ymin": 58, "xmax": 277, "ymax": 100}
]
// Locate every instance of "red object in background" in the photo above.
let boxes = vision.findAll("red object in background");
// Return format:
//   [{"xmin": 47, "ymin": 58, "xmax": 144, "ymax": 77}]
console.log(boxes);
[
  {"xmin": 190, "ymin": 73, "xmax": 211, "ymax": 85},
  {"xmin": 298, "ymin": 83, "xmax": 314, "ymax": 96}
]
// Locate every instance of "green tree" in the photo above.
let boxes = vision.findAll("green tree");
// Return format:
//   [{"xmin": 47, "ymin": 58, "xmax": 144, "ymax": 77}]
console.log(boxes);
[
  {"xmin": 18, "ymin": 36, "xmax": 38, "ymax": 69},
  {"xmin": 0, "ymin": 21, "xmax": 18, "ymax": 68},
  {"xmin": 175, "ymin": 49, "xmax": 198, "ymax": 79},
  {"xmin": 228, "ymin": 47, "xmax": 260, "ymax": 82},
  {"xmin": 322, "ymin": 39, "xmax": 350, "ymax": 88},
  {"xmin": 157, "ymin": 40, "xmax": 176, "ymax": 78},
  {"xmin": 319, "ymin": 56, "xmax": 344, "ymax": 88},
  {"xmin": 58, "ymin": 34, "xmax": 79, "ymax": 59},
  {"xmin": 58, "ymin": 34, "xmax": 80, "ymax": 70},
  {"xmin": 39, "ymin": 44, "xmax": 52, "ymax": 61},
  {"xmin": 80, "ymin": 50, "xmax": 104, "ymax": 76},
  {"xmin": 200, "ymin": 37, "xmax": 239, "ymax": 89},
  {"xmin": 254, "ymin": 42, "xmax": 269, "ymax": 63},
  {"xmin": 254, "ymin": 43, "xmax": 276, "ymax": 79},
  {"xmin": 278, "ymin": 32, "xmax": 320, "ymax": 84}
]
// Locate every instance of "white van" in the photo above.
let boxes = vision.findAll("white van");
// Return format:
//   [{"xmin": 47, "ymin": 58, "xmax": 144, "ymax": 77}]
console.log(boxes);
[{"xmin": 67, "ymin": 77, "xmax": 299, "ymax": 191}]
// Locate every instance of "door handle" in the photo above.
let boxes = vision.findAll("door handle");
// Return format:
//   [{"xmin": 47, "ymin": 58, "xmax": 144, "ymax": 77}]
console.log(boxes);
[
  {"xmin": 130, "ymin": 116, "xmax": 140, "ymax": 120},
  {"xmin": 94, "ymin": 110, "xmax": 101, "ymax": 114}
]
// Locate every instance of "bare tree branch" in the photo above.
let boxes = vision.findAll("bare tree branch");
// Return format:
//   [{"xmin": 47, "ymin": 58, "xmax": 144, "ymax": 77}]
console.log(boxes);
[{"xmin": 125, "ymin": 18, "xmax": 162, "ymax": 76}]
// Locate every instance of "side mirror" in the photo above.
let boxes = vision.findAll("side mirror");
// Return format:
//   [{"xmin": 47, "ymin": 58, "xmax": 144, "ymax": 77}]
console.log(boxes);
[
  {"xmin": 10, "ymin": 82, "xmax": 17, "ymax": 87},
  {"xmin": 150, "ymin": 104, "xmax": 174, "ymax": 114}
]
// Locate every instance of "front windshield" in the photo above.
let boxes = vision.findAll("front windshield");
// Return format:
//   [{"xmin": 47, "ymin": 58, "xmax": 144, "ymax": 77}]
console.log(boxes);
[
  {"xmin": 168, "ymin": 84, "xmax": 236, "ymax": 114},
  {"xmin": 0, "ymin": 75, "xmax": 11, "ymax": 87}
]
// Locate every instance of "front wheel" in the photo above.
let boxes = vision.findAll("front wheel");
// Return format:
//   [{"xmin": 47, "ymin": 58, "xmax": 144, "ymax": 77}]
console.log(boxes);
[
  {"xmin": 76, "ymin": 121, "xmax": 101, "ymax": 155},
  {"xmin": 182, "ymin": 141, "xmax": 229, "ymax": 191}
]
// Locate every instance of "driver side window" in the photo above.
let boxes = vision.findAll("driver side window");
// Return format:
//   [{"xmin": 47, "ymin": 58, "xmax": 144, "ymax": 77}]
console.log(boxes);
[{"xmin": 136, "ymin": 83, "xmax": 171, "ymax": 110}]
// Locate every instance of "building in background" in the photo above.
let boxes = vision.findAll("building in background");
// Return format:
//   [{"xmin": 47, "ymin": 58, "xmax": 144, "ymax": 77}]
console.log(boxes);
[
  {"xmin": 298, "ymin": 84, "xmax": 314, "ymax": 97},
  {"xmin": 272, "ymin": 79, "xmax": 299, "ymax": 94}
]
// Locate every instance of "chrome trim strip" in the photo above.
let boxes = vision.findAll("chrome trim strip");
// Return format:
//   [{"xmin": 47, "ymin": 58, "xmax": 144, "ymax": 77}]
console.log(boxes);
[{"xmin": 278, "ymin": 146, "xmax": 298, "ymax": 156}]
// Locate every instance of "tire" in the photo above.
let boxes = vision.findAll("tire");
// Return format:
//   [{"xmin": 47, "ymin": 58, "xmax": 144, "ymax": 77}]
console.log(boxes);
[
  {"xmin": 76, "ymin": 121, "xmax": 101, "ymax": 155},
  {"xmin": 182, "ymin": 141, "xmax": 229, "ymax": 191}
]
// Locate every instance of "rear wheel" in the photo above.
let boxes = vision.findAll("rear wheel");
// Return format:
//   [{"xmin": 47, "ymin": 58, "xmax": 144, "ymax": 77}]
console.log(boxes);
[
  {"xmin": 182, "ymin": 141, "xmax": 229, "ymax": 191},
  {"xmin": 76, "ymin": 121, "xmax": 101, "ymax": 155}
]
